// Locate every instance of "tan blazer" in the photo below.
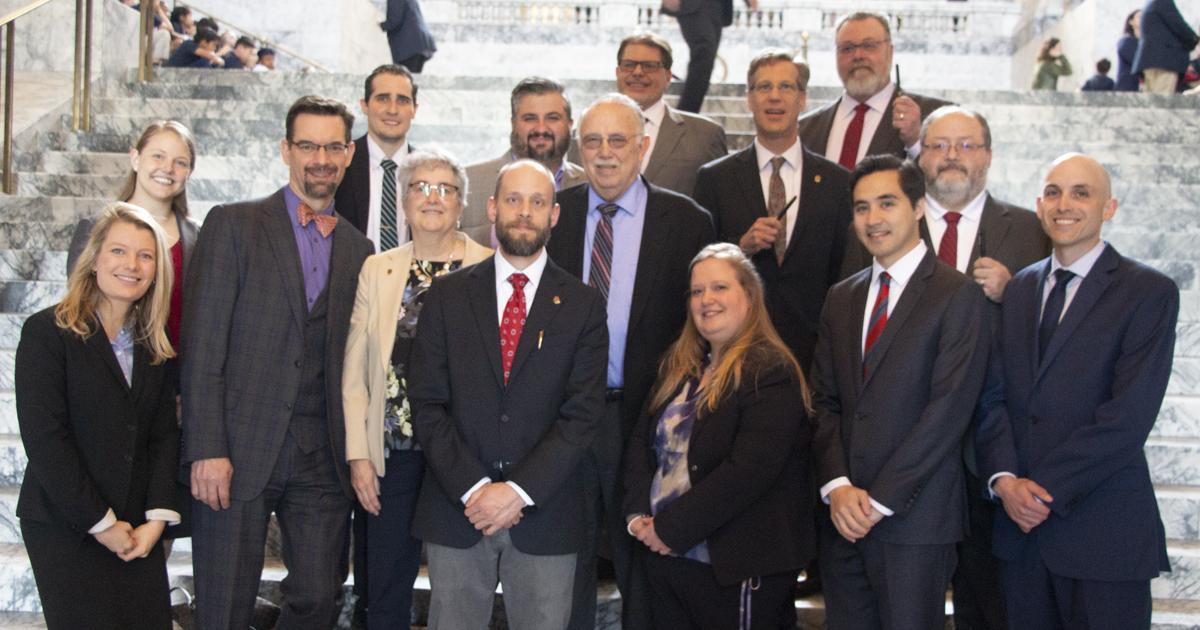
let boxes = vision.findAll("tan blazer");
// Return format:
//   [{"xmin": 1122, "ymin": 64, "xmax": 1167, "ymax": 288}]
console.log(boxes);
[{"xmin": 342, "ymin": 233, "xmax": 493, "ymax": 474}]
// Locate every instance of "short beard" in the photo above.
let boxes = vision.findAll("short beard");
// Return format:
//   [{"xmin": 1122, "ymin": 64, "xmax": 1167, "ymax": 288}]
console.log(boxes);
[
  {"xmin": 496, "ymin": 218, "xmax": 551, "ymax": 258},
  {"xmin": 511, "ymin": 130, "xmax": 569, "ymax": 166},
  {"xmin": 927, "ymin": 167, "xmax": 985, "ymax": 209},
  {"xmin": 843, "ymin": 70, "xmax": 888, "ymax": 101}
]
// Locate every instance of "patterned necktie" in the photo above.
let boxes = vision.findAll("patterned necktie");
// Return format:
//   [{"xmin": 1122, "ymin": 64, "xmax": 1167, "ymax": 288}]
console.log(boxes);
[
  {"xmin": 838, "ymin": 103, "xmax": 871, "ymax": 171},
  {"xmin": 297, "ymin": 201, "xmax": 337, "ymax": 237},
  {"xmin": 380, "ymin": 158, "xmax": 399, "ymax": 250},
  {"xmin": 500, "ymin": 273, "xmax": 529, "ymax": 384},
  {"xmin": 938, "ymin": 211, "xmax": 962, "ymax": 269},
  {"xmin": 587, "ymin": 203, "xmax": 620, "ymax": 301},
  {"xmin": 863, "ymin": 271, "xmax": 891, "ymax": 373},
  {"xmin": 768, "ymin": 156, "xmax": 788, "ymax": 265},
  {"xmin": 1038, "ymin": 269, "xmax": 1075, "ymax": 361}
]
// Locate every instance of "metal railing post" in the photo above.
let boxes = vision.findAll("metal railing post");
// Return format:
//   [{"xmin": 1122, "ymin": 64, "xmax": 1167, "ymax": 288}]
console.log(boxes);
[
  {"xmin": 3, "ymin": 23, "xmax": 14, "ymax": 195},
  {"xmin": 71, "ymin": 0, "xmax": 83, "ymax": 131},
  {"xmin": 82, "ymin": 0, "xmax": 92, "ymax": 131}
]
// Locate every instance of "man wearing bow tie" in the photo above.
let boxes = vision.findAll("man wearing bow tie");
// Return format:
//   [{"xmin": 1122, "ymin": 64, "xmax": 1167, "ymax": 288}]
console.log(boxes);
[{"xmin": 182, "ymin": 95, "xmax": 374, "ymax": 628}]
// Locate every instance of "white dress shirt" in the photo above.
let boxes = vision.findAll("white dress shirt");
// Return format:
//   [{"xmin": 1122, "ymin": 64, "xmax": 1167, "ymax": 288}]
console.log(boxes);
[
  {"xmin": 823, "ymin": 82, "xmax": 920, "ymax": 165},
  {"xmin": 924, "ymin": 190, "xmax": 987, "ymax": 273},
  {"xmin": 364, "ymin": 135, "xmax": 409, "ymax": 250},
  {"xmin": 753, "ymin": 137, "xmax": 804, "ymax": 247},
  {"xmin": 640, "ymin": 98, "xmax": 667, "ymax": 172},
  {"xmin": 820, "ymin": 240, "xmax": 930, "ymax": 516}
]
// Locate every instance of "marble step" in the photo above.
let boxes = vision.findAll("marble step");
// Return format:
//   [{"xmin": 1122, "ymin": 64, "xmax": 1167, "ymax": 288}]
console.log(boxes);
[
  {"xmin": 15, "ymin": 172, "xmax": 278, "ymax": 204},
  {"xmin": 1148, "ymin": 437, "xmax": 1200, "ymax": 487},
  {"xmin": 0, "ymin": 251, "xmax": 65, "ymax": 284},
  {"xmin": 0, "ymin": 280, "xmax": 63, "ymax": 315}
]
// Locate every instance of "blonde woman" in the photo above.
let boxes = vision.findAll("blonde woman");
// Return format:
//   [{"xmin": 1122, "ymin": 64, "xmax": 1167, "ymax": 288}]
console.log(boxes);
[{"xmin": 17, "ymin": 203, "xmax": 180, "ymax": 629}]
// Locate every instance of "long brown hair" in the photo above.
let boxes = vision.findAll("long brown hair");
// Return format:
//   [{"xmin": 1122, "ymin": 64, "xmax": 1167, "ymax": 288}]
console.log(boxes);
[
  {"xmin": 117, "ymin": 120, "xmax": 196, "ymax": 218},
  {"xmin": 1037, "ymin": 37, "xmax": 1061, "ymax": 63},
  {"xmin": 650, "ymin": 243, "xmax": 811, "ymax": 415},
  {"xmin": 55, "ymin": 202, "xmax": 175, "ymax": 363}
]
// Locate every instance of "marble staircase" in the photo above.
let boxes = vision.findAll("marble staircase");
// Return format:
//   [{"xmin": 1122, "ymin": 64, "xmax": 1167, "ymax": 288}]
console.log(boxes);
[{"xmin": 0, "ymin": 68, "xmax": 1199, "ymax": 628}]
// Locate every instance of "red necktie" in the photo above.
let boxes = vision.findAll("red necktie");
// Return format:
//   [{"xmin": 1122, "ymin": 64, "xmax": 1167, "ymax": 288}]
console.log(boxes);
[
  {"xmin": 838, "ymin": 103, "xmax": 871, "ymax": 171},
  {"xmin": 938, "ymin": 212, "xmax": 962, "ymax": 269},
  {"xmin": 863, "ymin": 271, "xmax": 891, "ymax": 374},
  {"xmin": 297, "ymin": 201, "xmax": 338, "ymax": 237},
  {"xmin": 500, "ymin": 273, "xmax": 529, "ymax": 384}
]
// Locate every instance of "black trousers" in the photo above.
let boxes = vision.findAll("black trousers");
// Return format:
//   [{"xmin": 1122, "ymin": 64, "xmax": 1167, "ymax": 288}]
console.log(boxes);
[
  {"xmin": 643, "ymin": 551, "xmax": 797, "ymax": 629},
  {"xmin": 676, "ymin": 0, "xmax": 724, "ymax": 113},
  {"xmin": 951, "ymin": 470, "xmax": 1007, "ymax": 630}
]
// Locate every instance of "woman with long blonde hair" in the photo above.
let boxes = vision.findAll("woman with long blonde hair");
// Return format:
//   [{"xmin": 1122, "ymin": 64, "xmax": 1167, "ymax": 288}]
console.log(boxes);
[
  {"xmin": 622, "ymin": 242, "xmax": 816, "ymax": 628},
  {"xmin": 17, "ymin": 203, "xmax": 180, "ymax": 629}
]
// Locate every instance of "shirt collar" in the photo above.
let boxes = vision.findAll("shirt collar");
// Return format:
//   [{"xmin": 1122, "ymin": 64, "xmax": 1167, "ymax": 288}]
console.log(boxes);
[
  {"xmin": 923, "ymin": 189, "xmax": 988, "ymax": 223},
  {"xmin": 643, "ymin": 99, "xmax": 667, "ymax": 127},
  {"xmin": 367, "ymin": 134, "xmax": 407, "ymax": 167},
  {"xmin": 495, "ymin": 246, "xmax": 549, "ymax": 287},
  {"xmin": 283, "ymin": 185, "xmax": 334, "ymax": 227},
  {"xmin": 587, "ymin": 176, "xmax": 648, "ymax": 219},
  {"xmin": 1050, "ymin": 240, "xmax": 1107, "ymax": 280},
  {"xmin": 841, "ymin": 81, "xmax": 897, "ymax": 116},
  {"xmin": 872, "ymin": 240, "xmax": 928, "ymax": 288},
  {"xmin": 753, "ymin": 137, "xmax": 803, "ymax": 171}
]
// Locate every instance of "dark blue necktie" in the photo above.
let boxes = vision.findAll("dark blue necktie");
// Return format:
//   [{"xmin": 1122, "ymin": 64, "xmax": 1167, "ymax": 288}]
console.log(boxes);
[{"xmin": 1038, "ymin": 269, "xmax": 1076, "ymax": 361}]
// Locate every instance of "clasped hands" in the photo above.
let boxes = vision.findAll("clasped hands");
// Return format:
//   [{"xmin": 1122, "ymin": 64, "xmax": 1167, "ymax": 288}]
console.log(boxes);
[
  {"xmin": 628, "ymin": 515, "xmax": 672, "ymax": 555},
  {"xmin": 828, "ymin": 485, "xmax": 885, "ymax": 543},
  {"xmin": 465, "ymin": 482, "xmax": 525, "ymax": 536},
  {"xmin": 993, "ymin": 476, "xmax": 1053, "ymax": 533},
  {"xmin": 94, "ymin": 519, "xmax": 166, "ymax": 562}
]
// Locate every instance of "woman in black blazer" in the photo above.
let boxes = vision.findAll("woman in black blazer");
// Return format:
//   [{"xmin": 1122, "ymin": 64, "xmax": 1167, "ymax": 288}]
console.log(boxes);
[
  {"xmin": 17, "ymin": 203, "xmax": 180, "ymax": 629},
  {"xmin": 623, "ymin": 242, "xmax": 816, "ymax": 629}
]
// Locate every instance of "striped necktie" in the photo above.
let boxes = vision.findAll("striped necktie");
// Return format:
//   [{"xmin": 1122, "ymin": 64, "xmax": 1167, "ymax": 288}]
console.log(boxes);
[
  {"xmin": 863, "ymin": 271, "xmax": 891, "ymax": 374},
  {"xmin": 380, "ymin": 158, "xmax": 399, "ymax": 250},
  {"xmin": 587, "ymin": 203, "xmax": 620, "ymax": 300}
]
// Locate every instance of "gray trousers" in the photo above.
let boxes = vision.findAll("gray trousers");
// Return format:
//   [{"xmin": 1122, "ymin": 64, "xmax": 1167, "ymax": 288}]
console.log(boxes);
[{"xmin": 427, "ymin": 530, "xmax": 576, "ymax": 630}]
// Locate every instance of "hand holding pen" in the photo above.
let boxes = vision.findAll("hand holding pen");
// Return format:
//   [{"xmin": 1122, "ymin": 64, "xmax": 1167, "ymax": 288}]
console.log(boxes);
[{"xmin": 738, "ymin": 196, "xmax": 796, "ymax": 255}]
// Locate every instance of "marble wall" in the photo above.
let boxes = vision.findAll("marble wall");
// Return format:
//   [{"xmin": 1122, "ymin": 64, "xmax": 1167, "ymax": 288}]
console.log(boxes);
[{"xmin": 0, "ymin": 0, "xmax": 138, "ymax": 77}]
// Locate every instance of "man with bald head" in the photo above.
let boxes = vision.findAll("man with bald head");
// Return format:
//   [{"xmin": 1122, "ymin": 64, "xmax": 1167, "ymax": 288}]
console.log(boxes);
[
  {"xmin": 547, "ymin": 93, "xmax": 714, "ymax": 630},
  {"xmin": 977, "ymin": 154, "xmax": 1177, "ymax": 630},
  {"xmin": 408, "ymin": 159, "xmax": 607, "ymax": 630}
]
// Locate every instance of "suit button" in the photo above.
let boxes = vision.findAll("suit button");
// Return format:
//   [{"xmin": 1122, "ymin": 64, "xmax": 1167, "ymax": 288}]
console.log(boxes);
[
  {"xmin": 285, "ymin": 402, "xmax": 293, "ymax": 410},
  {"xmin": 500, "ymin": 414, "xmax": 509, "ymax": 423},
  {"xmin": 123, "ymin": 455, "xmax": 133, "ymax": 463},
  {"xmin": 690, "ymin": 465, "xmax": 698, "ymax": 472},
  {"xmin": 294, "ymin": 360, "xmax": 301, "ymax": 368}
]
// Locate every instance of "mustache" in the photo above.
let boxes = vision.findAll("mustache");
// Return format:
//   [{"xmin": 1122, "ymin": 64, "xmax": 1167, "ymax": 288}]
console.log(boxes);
[{"xmin": 937, "ymin": 164, "xmax": 968, "ymax": 174}]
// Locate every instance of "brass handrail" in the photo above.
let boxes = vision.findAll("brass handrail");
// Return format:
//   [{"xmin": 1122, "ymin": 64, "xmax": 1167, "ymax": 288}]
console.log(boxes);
[
  {"xmin": 177, "ymin": 1, "xmax": 331, "ymax": 72},
  {"xmin": 0, "ymin": 0, "xmax": 56, "ymax": 26}
]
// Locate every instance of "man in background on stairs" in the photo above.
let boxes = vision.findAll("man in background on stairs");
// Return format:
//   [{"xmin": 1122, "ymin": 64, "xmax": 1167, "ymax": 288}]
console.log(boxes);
[
  {"xmin": 222, "ymin": 36, "xmax": 258, "ymax": 71},
  {"xmin": 797, "ymin": 12, "xmax": 949, "ymax": 171},
  {"xmin": 1132, "ymin": 0, "xmax": 1199, "ymax": 94},
  {"xmin": 182, "ymin": 96, "xmax": 374, "ymax": 629},
  {"xmin": 464, "ymin": 77, "xmax": 588, "ymax": 246},
  {"xmin": 663, "ymin": 0, "xmax": 759, "ymax": 114},
  {"xmin": 613, "ymin": 33, "xmax": 727, "ymax": 199},
  {"xmin": 916, "ymin": 106, "xmax": 1049, "ymax": 630},
  {"xmin": 165, "ymin": 28, "xmax": 224, "ymax": 69},
  {"xmin": 382, "ymin": 0, "xmax": 437, "ymax": 73},
  {"xmin": 977, "ymin": 153, "xmax": 1176, "ymax": 630},
  {"xmin": 336, "ymin": 64, "xmax": 420, "ymax": 252}
]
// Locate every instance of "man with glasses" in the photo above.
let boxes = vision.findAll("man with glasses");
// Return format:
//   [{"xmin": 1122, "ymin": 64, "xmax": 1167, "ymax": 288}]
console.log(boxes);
[
  {"xmin": 797, "ymin": 12, "xmax": 950, "ymax": 170},
  {"xmin": 614, "ymin": 33, "xmax": 727, "ymax": 198},
  {"xmin": 546, "ymin": 93, "xmax": 715, "ymax": 630},
  {"xmin": 183, "ymin": 96, "xmax": 374, "ymax": 628},
  {"xmin": 336, "ymin": 64, "xmax": 420, "ymax": 253},
  {"xmin": 465, "ymin": 77, "xmax": 588, "ymax": 246}
]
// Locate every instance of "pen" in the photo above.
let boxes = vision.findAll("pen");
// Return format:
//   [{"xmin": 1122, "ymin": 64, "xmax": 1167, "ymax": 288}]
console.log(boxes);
[
  {"xmin": 537, "ymin": 330, "xmax": 544, "ymax": 350},
  {"xmin": 776, "ymin": 196, "xmax": 797, "ymax": 220}
]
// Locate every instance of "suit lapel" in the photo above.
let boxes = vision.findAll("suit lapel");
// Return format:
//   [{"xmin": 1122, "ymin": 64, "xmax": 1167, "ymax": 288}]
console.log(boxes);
[
  {"xmin": 85, "ymin": 324, "xmax": 130, "ymax": 393},
  {"xmin": 734, "ymin": 146, "xmax": 769, "ymax": 219},
  {"xmin": 1036, "ymin": 247, "xmax": 1118, "ymax": 382},
  {"xmin": 847, "ymin": 271, "xmax": 870, "ymax": 394},
  {"xmin": 866, "ymin": 96, "xmax": 901, "ymax": 157},
  {"xmin": 261, "ymin": 192, "xmax": 308, "ymax": 330},
  {"xmin": 131, "ymin": 341, "xmax": 150, "ymax": 402},
  {"xmin": 507, "ymin": 264, "xmax": 566, "ymax": 384},
  {"xmin": 553, "ymin": 187, "xmax": 588, "ymax": 277},
  {"xmin": 375, "ymin": 248, "xmax": 410, "ymax": 373},
  {"xmin": 468, "ymin": 258, "xmax": 505, "ymax": 388},
  {"xmin": 780, "ymin": 148, "xmax": 826, "ymax": 264},
  {"xmin": 628, "ymin": 184, "xmax": 671, "ymax": 334},
  {"xmin": 1026, "ymin": 259, "xmax": 1052, "ymax": 379},
  {"xmin": 974, "ymin": 195, "xmax": 1011, "ymax": 267},
  {"xmin": 645, "ymin": 107, "xmax": 685, "ymax": 181},
  {"xmin": 326, "ymin": 214, "xmax": 361, "ymax": 338},
  {"xmin": 807, "ymin": 100, "xmax": 839, "ymax": 152},
  {"xmin": 862, "ymin": 251, "xmax": 934, "ymax": 390}
]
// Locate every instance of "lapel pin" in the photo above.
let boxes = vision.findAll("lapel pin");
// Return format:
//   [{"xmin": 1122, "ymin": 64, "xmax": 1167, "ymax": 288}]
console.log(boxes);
[
  {"xmin": 814, "ymin": 175, "xmax": 822, "ymax": 183},
  {"xmin": 386, "ymin": 268, "xmax": 393, "ymax": 275},
  {"xmin": 537, "ymin": 330, "xmax": 545, "ymax": 350},
  {"xmin": 553, "ymin": 295, "xmax": 561, "ymax": 305}
]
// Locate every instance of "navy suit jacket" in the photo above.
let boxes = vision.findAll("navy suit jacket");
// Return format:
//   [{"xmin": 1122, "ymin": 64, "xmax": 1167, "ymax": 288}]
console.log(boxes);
[
  {"xmin": 977, "ymin": 244, "xmax": 1176, "ymax": 580},
  {"xmin": 1133, "ymin": 0, "xmax": 1199, "ymax": 75}
]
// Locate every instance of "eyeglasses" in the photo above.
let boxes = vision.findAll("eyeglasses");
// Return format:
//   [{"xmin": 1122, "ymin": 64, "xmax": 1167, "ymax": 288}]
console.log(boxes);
[
  {"xmin": 580, "ymin": 134, "xmax": 631, "ymax": 151},
  {"xmin": 749, "ymin": 81, "xmax": 803, "ymax": 94},
  {"xmin": 618, "ymin": 60, "xmax": 665, "ymax": 73},
  {"xmin": 836, "ymin": 39, "xmax": 890, "ymax": 56},
  {"xmin": 922, "ymin": 141, "xmax": 988, "ymax": 155},
  {"xmin": 289, "ymin": 141, "xmax": 350, "ymax": 156},
  {"xmin": 408, "ymin": 181, "xmax": 461, "ymax": 199}
]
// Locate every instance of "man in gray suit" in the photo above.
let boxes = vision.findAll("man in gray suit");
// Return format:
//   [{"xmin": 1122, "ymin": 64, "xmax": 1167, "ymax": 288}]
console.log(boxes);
[
  {"xmin": 463, "ymin": 77, "xmax": 587, "ymax": 245},
  {"xmin": 615, "ymin": 33, "xmax": 727, "ymax": 198},
  {"xmin": 182, "ymin": 96, "xmax": 375, "ymax": 629}
]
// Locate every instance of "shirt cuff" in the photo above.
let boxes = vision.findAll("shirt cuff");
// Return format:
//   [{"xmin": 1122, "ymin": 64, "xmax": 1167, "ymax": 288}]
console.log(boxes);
[
  {"xmin": 869, "ymin": 498, "xmax": 894, "ymax": 517},
  {"xmin": 506, "ymin": 481, "xmax": 534, "ymax": 507},
  {"xmin": 145, "ymin": 509, "xmax": 182, "ymax": 526},
  {"xmin": 88, "ymin": 508, "xmax": 117, "ymax": 534},
  {"xmin": 987, "ymin": 472, "xmax": 1017, "ymax": 499},
  {"xmin": 819, "ymin": 476, "xmax": 851, "ymax": 503},
  {"xmin": 460, "ymin": 477, "xmax": 491, "ymax": 506}
]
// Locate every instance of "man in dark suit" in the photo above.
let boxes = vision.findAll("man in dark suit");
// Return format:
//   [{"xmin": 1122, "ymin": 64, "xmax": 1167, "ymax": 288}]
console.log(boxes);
[
  {"xmin": 182, "ymin": 96, "xmax": 375, "ymax": 629},
  {"xmin": 464, "ymin": 77, "xmax": 588, "ymax": 246},
  {"xmin": 547, "ymin": 93, "xmax": 715, "ymax": 630},
  {"xmin": 407, "ymin": 159, "xmax": 607, "ymax": 629},
  {"xmin": 695, "ymin": 49, "xmax": 850, "ymax": 374},
  {"xmin": 977, "ymin": 154, "xmax": 1176, "ymax": 630},
  {"xmin": 811, "ymin": 155, "xmax": 989, "ymax": 630},
  {"xmin": 221, "ymin": 36, "xmax": 257, "ymax": 70},
  {"xmin": 615, "ymin": 33, "xmax": 727, "ymax": 198},
  {"xmin": 911, "ymin": 105, "xmax": 1051, "ymax": 630},
  {"xmin": 335, "ymin": 64, "xmax": 419, "ymax": 252},
  {"xmin": 381, "ymin": 0, "xmax": 436, "ymax": 73},
  {"xmin": 1133, "ymin": 0, "xmax": 1198, "ymax": 94},
  {"xmin": 664, "ymin": 0, "xmax": 759, "ymax": 113},
  {"xmin": 797, "ymin": 12, "xmax": 950, "ymax": 171}
]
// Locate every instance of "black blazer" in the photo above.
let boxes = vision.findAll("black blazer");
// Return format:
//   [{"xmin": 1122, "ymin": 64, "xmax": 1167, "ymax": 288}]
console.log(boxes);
[
  {"xmin": 408, "ymin": 256, "xmax": 608, "ymax": 555},
  {"xmin": 16, "ymin": 308, "xmax": 179, "ymax": 533},
  {"xmin": 67, "ymin": 212, "xmax": 200, "ymax": 279},
  {"xmin": 695, "ymin": 144, "xmax": 851, "ymax": 373},
  {"xmin": 623, "ymin": 356, "xmax": 815, "ymax": 586},
  {"xmin": 334, "ymin": 134, "xmax": 416, "ymax": 242},
  {"xmin": 547, "ymin": 179, "xmax": 715, "ymax": 434},
  {"xmin": 797, "ymin": 91, "xmax": 951, "ymax": 161},
  {"xmin": 811, "ymin": 249, "xmax": 989, "ymax": 545}
]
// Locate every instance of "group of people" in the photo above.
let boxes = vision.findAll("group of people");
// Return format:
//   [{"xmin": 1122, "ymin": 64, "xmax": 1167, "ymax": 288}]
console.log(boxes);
[
  {"xmin": 158, "ymin": 6, "xmax": 276, "ymax": 71},
  {"xmin": 16, "ymin": 8, "xmax": 1178, "ymax": 630}
]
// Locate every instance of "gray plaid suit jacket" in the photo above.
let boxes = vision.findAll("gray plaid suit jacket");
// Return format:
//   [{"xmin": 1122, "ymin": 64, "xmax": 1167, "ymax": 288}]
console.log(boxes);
[{"xmin": 180, "ymin": 188, "xmax": 373, "ymax": 500}]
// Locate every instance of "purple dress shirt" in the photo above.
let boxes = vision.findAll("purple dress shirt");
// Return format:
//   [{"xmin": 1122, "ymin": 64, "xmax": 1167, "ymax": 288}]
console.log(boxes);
[{"xmin": 283, "ymin": 186, "xmax": 335, "ymax": 309}]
